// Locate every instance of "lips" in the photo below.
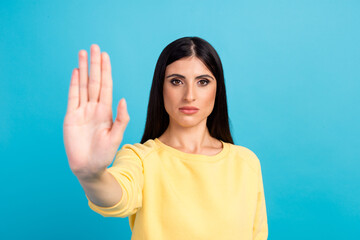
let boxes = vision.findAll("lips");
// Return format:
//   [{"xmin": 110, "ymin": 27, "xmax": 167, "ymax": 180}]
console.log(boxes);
[
  {"xmin": 179, "ymin": 106, "xmax": 199, "ymax": 114},
  {"xmin": 179, "ymin": 106, "xmax": 199, "ymax": 110}
]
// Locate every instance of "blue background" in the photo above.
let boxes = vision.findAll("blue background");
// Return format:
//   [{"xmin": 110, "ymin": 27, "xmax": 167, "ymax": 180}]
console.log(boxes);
[{"xmin": 1, "ymin": 0, "xmax": 359, "ymax": 239}]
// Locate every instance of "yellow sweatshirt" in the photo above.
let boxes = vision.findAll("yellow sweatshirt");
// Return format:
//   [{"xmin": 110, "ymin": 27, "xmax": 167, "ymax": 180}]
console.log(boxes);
[{"xmin": 85, "ymin": 138, "xmax": 268, "ymax": 240}]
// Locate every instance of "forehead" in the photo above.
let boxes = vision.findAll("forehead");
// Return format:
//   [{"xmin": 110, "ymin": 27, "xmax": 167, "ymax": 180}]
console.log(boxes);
[{"xmin": 165, "ymin": 56, "xmax": 213, "ymax": 77}]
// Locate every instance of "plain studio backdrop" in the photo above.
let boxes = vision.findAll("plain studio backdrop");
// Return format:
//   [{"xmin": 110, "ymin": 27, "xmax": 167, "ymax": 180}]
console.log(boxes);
[{"xmin": 0, "ymin": 0, "xmax": 359, "ymax": 239}]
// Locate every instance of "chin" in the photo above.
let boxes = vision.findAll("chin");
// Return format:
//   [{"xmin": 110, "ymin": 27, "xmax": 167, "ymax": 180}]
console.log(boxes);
[{"xmin": 172, "ymin": 116, "xmax": 208, "ymax": 128}]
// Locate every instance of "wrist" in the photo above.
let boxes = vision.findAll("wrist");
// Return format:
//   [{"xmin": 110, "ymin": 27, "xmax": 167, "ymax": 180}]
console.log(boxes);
[{"xmin": 74, "ymin": 167, "xmax": 107, "ymax": 183}]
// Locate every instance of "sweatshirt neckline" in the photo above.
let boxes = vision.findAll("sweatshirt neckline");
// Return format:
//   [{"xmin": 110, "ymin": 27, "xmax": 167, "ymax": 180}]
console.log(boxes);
[{"xmin": 154, "ymin": 138, "xmax": 229, "ymax": 162}]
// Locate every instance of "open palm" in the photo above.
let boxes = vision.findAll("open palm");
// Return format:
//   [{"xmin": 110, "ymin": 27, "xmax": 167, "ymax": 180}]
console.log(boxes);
[{"xmin": 63, "ymin": 44, "xmax": 129, "ymax": 180}]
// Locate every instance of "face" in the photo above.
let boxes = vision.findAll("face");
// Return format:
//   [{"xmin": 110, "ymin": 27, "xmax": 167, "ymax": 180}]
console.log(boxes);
[{"xmin": 163, "ymin": 56, "xmax": 217, "ymax": 128}]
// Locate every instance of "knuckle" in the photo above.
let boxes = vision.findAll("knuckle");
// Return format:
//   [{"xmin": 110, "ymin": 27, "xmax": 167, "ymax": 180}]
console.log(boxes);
[{"xmin": 89, "ymin": 77, "xmax": 100, "ymax": 83}]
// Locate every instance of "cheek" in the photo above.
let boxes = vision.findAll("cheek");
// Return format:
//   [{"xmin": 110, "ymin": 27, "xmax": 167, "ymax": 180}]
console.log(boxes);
[
  {"xmin": 202, "ymin": 87, "xmax": 217, "ymax": 113},
  {"xmin": 204, "ymin": 87, "xmax": 217, "ymax": 103},
  {"xmin": 163, "ymin": 88, "xmax": 177, "ymax": 111}
]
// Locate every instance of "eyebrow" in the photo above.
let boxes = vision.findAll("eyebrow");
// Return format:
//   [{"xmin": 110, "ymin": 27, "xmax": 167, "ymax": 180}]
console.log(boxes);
[{"xmin": 165, "ymin": 73, "xmax": 214, "ymax": 80}]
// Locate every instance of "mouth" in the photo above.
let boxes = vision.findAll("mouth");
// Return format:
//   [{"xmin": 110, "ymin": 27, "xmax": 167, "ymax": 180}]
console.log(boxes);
[{"xmin": 179, "ymin": 107, "xmax": 199, "ymax": 114}]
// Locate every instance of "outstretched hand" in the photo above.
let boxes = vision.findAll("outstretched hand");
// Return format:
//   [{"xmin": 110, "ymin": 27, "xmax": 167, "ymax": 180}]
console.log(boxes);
[{"xmin": 63, "ymin": 44, "xmax": 130, "ymax": 180}]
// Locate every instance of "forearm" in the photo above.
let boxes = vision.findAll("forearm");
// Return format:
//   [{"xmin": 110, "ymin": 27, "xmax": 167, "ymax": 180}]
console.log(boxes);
[{"xmin": 77, "ymin": 169, "xmax": 123, "ymax": 207}]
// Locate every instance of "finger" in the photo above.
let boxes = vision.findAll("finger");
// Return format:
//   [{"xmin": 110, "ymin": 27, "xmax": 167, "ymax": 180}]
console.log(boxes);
[
  {"xmin": 78, "ymin": 50, "xmax": 88, "ymax": 106},
  {"xmin": 89, "ymin": 44, "xmax": 101, "ymax": 102},
  {"xmin": 66, "ymin": 68, "xmax": 80, "ymax": 113},
  {"xmin": 110, "ymin": 98, "xmax": 130, "ymax": 145},
  {"xmin": 100, "ymin": 52, "xmax": 113, "ymax": 107}
]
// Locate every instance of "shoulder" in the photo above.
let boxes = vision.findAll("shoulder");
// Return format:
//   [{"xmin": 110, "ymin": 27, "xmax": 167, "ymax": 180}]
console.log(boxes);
[
  {"xmin": 116, "ymin": 139, "xmax": 158, "ymax": 160},
  {"xmin": 227, "ymin": 143, "xmax": 261, "ymax": 173}
]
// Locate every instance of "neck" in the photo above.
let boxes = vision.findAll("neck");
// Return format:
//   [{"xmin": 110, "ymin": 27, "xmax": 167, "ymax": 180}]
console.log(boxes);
[{"xmin": 158, "ymin": 118, "xmax": 219, "ymax": 153}]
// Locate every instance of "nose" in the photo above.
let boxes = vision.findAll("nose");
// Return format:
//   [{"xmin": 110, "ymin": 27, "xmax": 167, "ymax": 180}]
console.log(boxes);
[{"xmin": 183, "ymin": 84, "xmax": 196, "ymax": 102}]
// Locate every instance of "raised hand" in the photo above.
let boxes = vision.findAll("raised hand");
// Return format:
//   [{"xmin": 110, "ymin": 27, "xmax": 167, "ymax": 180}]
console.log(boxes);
[{"xmin": 63, "ymin": 44, "xmax": 130, "ymax": 180}]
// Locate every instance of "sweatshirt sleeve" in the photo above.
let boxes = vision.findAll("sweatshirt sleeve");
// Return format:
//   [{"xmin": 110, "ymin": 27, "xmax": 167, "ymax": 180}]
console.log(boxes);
[
  {"xmin": 253, "ymin": 163, "xmax": 268, "ymax": 240},
  {"xmin": 86, "ymin": 144, "xmax": 144, "ymax": 218}
]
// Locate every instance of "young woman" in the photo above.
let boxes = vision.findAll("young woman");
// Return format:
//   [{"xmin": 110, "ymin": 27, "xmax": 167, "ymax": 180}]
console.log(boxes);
[{"xmin": 63, "ymin": 37, "xmax": 268, "ymax": 239}]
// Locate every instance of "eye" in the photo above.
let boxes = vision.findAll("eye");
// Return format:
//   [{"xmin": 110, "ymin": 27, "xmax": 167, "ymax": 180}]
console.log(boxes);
[
  {"xmin": 198, "ymin": 79, "xmax": 210, "ymax": 86},
  {"xmin": 170, "ymin": 78, "xmax": 183, "ymax": 85}
]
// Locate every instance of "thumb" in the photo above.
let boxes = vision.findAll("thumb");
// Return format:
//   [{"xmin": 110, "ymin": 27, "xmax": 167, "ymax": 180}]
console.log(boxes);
[{"xmin": 110, "ymin": 98, "xmax": 130, "ymax": 145}]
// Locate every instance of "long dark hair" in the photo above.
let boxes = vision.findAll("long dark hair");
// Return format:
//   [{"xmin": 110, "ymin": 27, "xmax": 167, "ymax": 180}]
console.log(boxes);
[{"xmin": 140, "ymin": 36, "xmax": 233, "ymax": 144}]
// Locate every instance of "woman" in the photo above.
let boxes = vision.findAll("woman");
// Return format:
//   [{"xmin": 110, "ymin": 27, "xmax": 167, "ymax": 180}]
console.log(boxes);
[{"xmin": 63, "ymin": 36, "xmax": 268, "ymax": 240}]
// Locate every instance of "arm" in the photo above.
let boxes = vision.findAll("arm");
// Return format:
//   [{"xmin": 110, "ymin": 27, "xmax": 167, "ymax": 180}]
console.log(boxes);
[
  {"xmin": 82, "ymin": 145, "xmax": 144, "ymax": 218},
  {"xmin": 77, "ymin": 169, "xmax": 123, "ymax": 208},
  {"xmin": 253, "ymin": 164, "xmax": 269, "ymax": 240},
  {"xmin": 63, "ymin": 44, "xmax": 132, "ymax": 217}
]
